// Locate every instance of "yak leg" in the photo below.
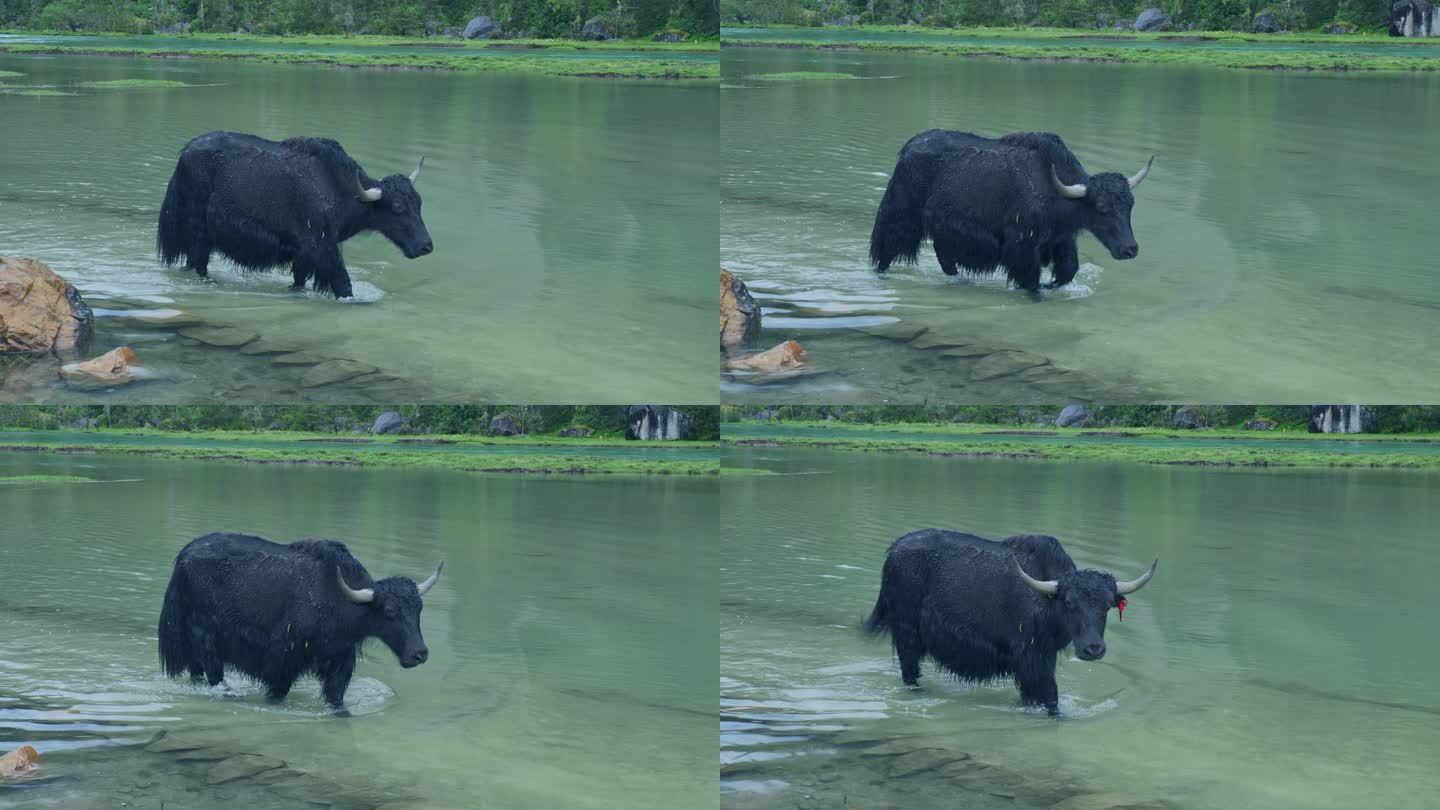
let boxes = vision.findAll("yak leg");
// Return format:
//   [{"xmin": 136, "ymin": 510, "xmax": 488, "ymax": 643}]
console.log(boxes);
[
  {"xmin": 265, "ymin": 673, "xmax": 298, "ymax": 703},
  {"xmin": 319, "ymin": 650, "xmax": 357, "ymax": 708},
  {"xmin": 1044, "ymin": 239, "xmax": 1080, "ymax": 289},
  {"xmin": 1000, "ymin": 231, "xmax": 1043, "ymax": 294},
  {"xmin": 189, "ymin": 626, "xmax": 224, "ymax": 687},
  {"xmin": 1015, "ymin": 650, "xmax": 1060, "ymax": 716},
  {"xmin": 188, "ymin": 234, "xmax": 211, "ymax": 278},
  {"xmin": 931, "ymin": 242, "xmax": 960, "ymax": 276},
  {"xmin": 895, "ymin": 624, "xmax": 926, "ymax": 686},
  {"xmin": 297, "ymin": 243, "xmax": 354, "ymax": 300}
]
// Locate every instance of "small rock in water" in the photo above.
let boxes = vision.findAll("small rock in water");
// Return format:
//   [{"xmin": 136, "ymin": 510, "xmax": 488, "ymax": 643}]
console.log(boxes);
[
  {"xmin": 206, "ymin": 754, "xmax": 285, "ymax": 785},
  {"xmin": 179, "ymin": 326, "xmax": 259, "ymax": 348},
  {"xmin": 0, "ymin": 744, "xmax": 41, "ymax": 778},
  {"xmin": 720, "ymin": 267, "xmax": 762, "ymax": 349},
  {"xmin": 969, "ymin": 351, "xmax": 1048, "ymax": 381},
  {"xmin": 0, "ymin": 255, "xmax": 93, "ymax": 353},
  {"xmin": 145, "ymin": 732, "xmax": 210, "ymax": 753},
  {"xmin": 269, "ymin": 351, "xmax": 330, "ymax": 366},
  {"xmin": 301, "ymin": 360, "xmax": 379, "ymax": 388},
  {"xmin": 59, "ymin": 346, "xmax": 149, "ymax": 386},
  {"xmin": 239, "ymin": 338, "xmax": 297, "ymax": 356},
  {"xmin": 725, "ymin": 340, "xmax": 807, "ymax": 372},
  {"xmin": 174, "ymin": 747, "xmax": 236, "ymax": 762},
  {"xmin": 94, "ymin": 307, "xmax": 202, "ymax": 328}
]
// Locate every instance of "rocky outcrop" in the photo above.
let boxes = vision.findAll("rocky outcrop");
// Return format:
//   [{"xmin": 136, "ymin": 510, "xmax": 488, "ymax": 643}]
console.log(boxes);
[
  {"xmin": 1323, "ymin": 22, "xmax": 1355, "ymax": 33},
  {"xmin": 653, "ymin": 30, "xmax": 686, "ymax": 41},
  {"xmin": 1250, "ymin": 9, "xmax": 1282, "ymax": 31},
  {"xmin": 1309, "ymin": 405, "xmax": 1376, "ymax": 434},
  {"xmin": 580, "ymin": 16, "xmax": 615, "ymax": 40},
  {"xmin": 488, "ymin": 413, "xmax": 523, "ymax": 436},
  {"xmin": 1133, "ymin": 8, "xmax": 1172, "ymax": 30},
  {"xmin": 626, "ymin": 406, "xmax": 693, "ymax": 440},
  {"xmin": 725, "ymin": 340, "xmax": 806, "ymax": 373},
  {"xmin": 720, "ymin": 268, "xmax": 761, "ymax": 349},
  {"xmin": 1244, "ymin": 419, "xmax": 1275, "ymax": 430},
  {"xmin": 1, "ymin": 256, "xmax": 93, "ymax": 353},
  {"xmin": 1056, "ymin": 404, "xmax": 1090, "ymax": 428},
  {"xmin": 371, "ymin": 411, "xmax": 411, "ymax": 435},
  {"xmin": 59, "ymin": 346, "xmax": 147, "ymax": 386},
  {"xmin": 1392, "ymin": 0, "xmax": 1439, "ymax": 35},
  {"xmin": 463, "ymin": 15, "xmax": 499, "ymax": 39},
  {"xmin": 559, "ymin": 426, "xmax": 593, "ymax": 437},
  {"xmin": 1170, "ymin": 407, "xmax": 1203, "ymax": 429}
]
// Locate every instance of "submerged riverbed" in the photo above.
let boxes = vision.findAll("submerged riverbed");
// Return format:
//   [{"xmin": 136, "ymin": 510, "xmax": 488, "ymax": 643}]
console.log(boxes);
[
  {"xmin": 721, "ymin": 47, "xmax": 1440, "ymax": 402},
  {"xmin": 0, "ymin": 52, "xmax": 716, "ymax": 403},
  {"xmin": 0, "ymin": 451, "xmax": 716, "ymax": 808},
  {"xmin": 721, "ymin": 443, "xmax": 1440, "ymax": 808}
]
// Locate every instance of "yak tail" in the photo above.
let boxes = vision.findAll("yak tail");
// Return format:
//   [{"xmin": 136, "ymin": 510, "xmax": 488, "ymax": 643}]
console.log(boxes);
[
  {"xmin": 157, "ymin": 571, "xmax": 190, "ymax": 678},
  {"xmin": 868, "ymin": 162, "xmax": 927, "ymax": 273},
  {"xmin": 156, "ymin": 168, "xmax": 187, "ymax": 268},
  {"xmin": 862, "ymin": 581, "xmax": 896, "ymax": 640}
]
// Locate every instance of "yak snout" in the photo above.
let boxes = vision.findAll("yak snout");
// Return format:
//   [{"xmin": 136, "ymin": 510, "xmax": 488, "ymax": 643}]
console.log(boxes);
[
  {"xmin": 400, "ymin": 646, "xmax": 429, "ymax": 668},
  {"xmin": 1111, "ymin": 241, "xmax": 1138, "ymax": 261},
  {"xmin": 402, "ymin": 236, "xmax": 433, "ymax": 259},
  {"xmin": 1077, "ymin": 640, "xmax": 1107, "ymax": 661}
]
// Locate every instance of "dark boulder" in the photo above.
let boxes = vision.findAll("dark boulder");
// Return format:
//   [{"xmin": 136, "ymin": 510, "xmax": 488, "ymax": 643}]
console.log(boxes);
[
  {"xmin": 1055, "ymin": 404, "xmax": 1090, "ymax": 428},
  {"xmin": 1392, "ymin": 0, "xmax": 1439, "ymax": 35},
  {"xmin": 1309, "ymin": 406, "xmax": 1376, "ymax": 434},
  {"xmin": 370, "ymin": 411, "xmax": 411, "ymax": 435},
  {"xmin": 825, "ymin": 14, "xmax": 861, "ymax": 25},
  {"xmin": 653, "ymin": 30, "xmax": 686, "ymax": 42},
  {"xmin": 463, "ymin": 15, "xmax": 500, "ymax": 39},
  {"xmin": 1133, "ymin": 8, "xmax": 1172, "ymax": 30},
  {"xmin": 626, "ymin": 406, "xmax": 693, "ymax": 441},
  {"xmin": 559, "ymin": 426, "xmax": 593, "ymax": 438},
  {"xmin": 1323, "ymin": 22, "xmax": 1355, "ymax": 33},
  {"xmin": 1250, "ymin": 9, "xmax": 1282, "ymax": 32},
  {"xmin": 1244, "ymin": 419, "xmax": 1275, "ymax": 431},
  {"xmin": 721, "ymin": 268, "xmax": 761, "ymax": 349},
  {"xmin": 1170, "ymin": 407, "xmax": 1203, "ymax": 429},
  {"xmin": 488, "ymin": 413, "xmax": 523, "ymax": 436},
  {"xmin": 580, "ymin": 16, "xmax": 615, "ymax": 40}
]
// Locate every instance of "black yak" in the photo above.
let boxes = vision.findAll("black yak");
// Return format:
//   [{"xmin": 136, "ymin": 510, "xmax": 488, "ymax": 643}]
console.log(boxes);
[
  {"xmin": 157, "ymin": 132, "xmax": 433, "ymax": 300},
  {"xmin": 869, "ymin": 129, "xmax": 1154, "ymax": 293},
  {"xmin": 865, "ymin": 529, "xmax": 1156, "ymax": 716},
  {"xmin": 158, "ymin": 532, "xmax": 443, "ymax": 708}
]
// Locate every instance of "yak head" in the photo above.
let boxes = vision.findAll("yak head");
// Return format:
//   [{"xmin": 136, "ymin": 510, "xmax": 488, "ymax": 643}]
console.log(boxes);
[
  {"xmin": 336, "ymin": 561, "xmax": 443, "ymax": 668},
  {"xmin": 1050, "ymin": 157, "xmax": 1153, "ymax": 261},
  {"xmin": 355, "ymin": 158, "xmax": 434, "ymax": 260},
  {"xmin": 1015, "ymin": 558, "xmax": 1157, "ymax": 661}
]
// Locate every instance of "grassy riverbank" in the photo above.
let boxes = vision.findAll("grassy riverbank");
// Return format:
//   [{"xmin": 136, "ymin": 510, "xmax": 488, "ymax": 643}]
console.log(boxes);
[
  {"xmin": 721, "ymin": 25, "xmax": 1440, "ymax": 73},
  {"xmin": 722, "ymin": 422, "xmax": 1440, "ymax": 469},
  {"xmin": 0, "ymin": 31, "xmax": 719, "ymax": 78},
  {"xmin": 0, "ymin": 428, "xmax": 720, "ymax": 475}
]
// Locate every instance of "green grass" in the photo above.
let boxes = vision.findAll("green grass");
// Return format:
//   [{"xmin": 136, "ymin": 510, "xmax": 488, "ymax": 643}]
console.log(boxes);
[
  {"xmin": 0, "ymin": 429, "xmax": 718, "ymax": 476},
  {"xmin": 0, "ymin": 69, "xmax": 23, "ymax": 77},
  {"xmin": 721, "ymin": 26, "xmax": 1440, "ymax": 73},
  {"xmin": 750, "ymin": 70, "xmax": 860, "ymax": 80},
  {"xmin": 0, "ymin": 87, "xmax": 77, "ymax": 95},
  {"xmin": 0, "ymin": 474, "xmax": 94, "ymax": 483},
  {"xmin": 79, "ymin": 78, "xmax": 192, "ymax": 87},
  {"xmin": 0, "ymin": 32, "xmax": 718, "ymax": 79},
  {"xmin": 722, "ymin": 422, "xmax": 1440, "ymax": 469}
]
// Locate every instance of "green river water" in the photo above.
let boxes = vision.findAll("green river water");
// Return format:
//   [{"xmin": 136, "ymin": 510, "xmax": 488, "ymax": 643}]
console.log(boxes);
[
  {"xmin": 721, "ymin": 443, "xmax": 1440, "ymax": 809},
  {"xmin": 0, "ymin": 450, "xmax": 717, "ymax": 808},
  {"xmin": 721, "ymin": 45, "xmax": 1440, "ymax": 403},
  {"xmin": 0, "ymin": 52, "xmax": 716, "ymax": 404}
]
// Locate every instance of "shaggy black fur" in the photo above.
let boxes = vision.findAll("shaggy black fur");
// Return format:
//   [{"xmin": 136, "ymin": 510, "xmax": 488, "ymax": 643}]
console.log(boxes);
[
  {"xmin": 156, "ymin": 132, "xmax": 432, "ymax": 299},
  {"xmin": 158, "ymin": 532, "xmax": 434, "ymax": 707},
  {"xmin": 869, "ymin": 129, "xmax": 1149, "ymax": 294},
  {"xmin": 865, "ymin": 529, "xmax": 1149, "ymax": 716}
]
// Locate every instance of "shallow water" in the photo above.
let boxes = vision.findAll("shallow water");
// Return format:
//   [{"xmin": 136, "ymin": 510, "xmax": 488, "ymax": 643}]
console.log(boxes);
[
  {"xmin": 720, "ymin": 48, "xmax": 1440, "ymax": 402},
  {"xmin": 721, "ymin": 443, "xmax": 1440, "ymax": 809},
  {"xmin": 0, "ymin": 451, "xmax": 716, "ymax": 808},
  {"xmin": 0, "ymin": 53, "xmax": 716, "ymax": 403}
]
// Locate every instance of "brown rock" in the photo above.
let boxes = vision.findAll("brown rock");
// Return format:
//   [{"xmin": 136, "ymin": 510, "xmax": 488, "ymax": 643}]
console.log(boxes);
[
  {"xmin": 0, "ymin": 256, "xmax": 93, "ymax": 353},
  {"xmin": 725, "ymin": 340, "xmax": 806, "ymax": 372},
  {"xmin": 0, "ymin": 745, "xmax": 41, "ymax": 777},
  {"xmin": 720, "ymin": 267, "xmax": 761, "ymax": 348},
  {"xmin": 58, "ymin": 346, "xmax": 148, "ymax": 386}
]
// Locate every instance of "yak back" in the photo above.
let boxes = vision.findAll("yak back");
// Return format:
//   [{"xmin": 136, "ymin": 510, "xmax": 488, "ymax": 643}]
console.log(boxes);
[
  {"xmin": 178, "ymin": 132, "xmax": 374, "ymax": 233},
  {"xmin": 888, "ymin": 529, "xmax": 1076, "ymax": 637},
  {"xmin": 173, "ymin": 532, "xmax": 374, "ymax": 633}
]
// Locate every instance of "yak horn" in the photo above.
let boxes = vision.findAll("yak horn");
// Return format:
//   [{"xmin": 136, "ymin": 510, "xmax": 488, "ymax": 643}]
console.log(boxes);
[
  {"xmin": 1015, "ymin": 559, "xmax": 1059, "ymax": 596},
  {"xmin": 409, "ymin": 156, "xmax": 425, "ymax": 184},
  {"xmin": 356, "ymin": 172, "xmax": 383, "ymax": 203},
  {"xmin": 416, "ymin": 560, "xmax": 444, "ymax": 597},
  {"xmin": 1051, "ymin": 165, "xmax": 1087, "ymax": 199},
  {"xmin": 1116, "ymin": 559, "xmax": 1158, "ymax": 595},
  {"xmin": 337, "ymin": 568, "xmax": 375, "ymax": 604},
  {"xmin": 1128, "ymin": 156, "xmax": 1154, "ymax": 190}
]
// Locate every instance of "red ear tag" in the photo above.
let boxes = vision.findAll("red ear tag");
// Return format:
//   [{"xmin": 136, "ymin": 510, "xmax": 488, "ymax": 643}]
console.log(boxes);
[{"xmin": 1116, "ymin": 598, "xmax": 1127, "ymax": 621}]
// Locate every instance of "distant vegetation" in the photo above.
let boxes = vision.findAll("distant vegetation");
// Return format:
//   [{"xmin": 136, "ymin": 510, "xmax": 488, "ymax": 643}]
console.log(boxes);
[
  {"xmin": 722, "ymin": 404, "xmax": 1440, "ymax": 434},
  {"xmin": 1, "ymin": 0, "xmax": 716, "ymax": 39},
  {"xmin": 0, "ymin": 404, "xmax": 721, "ymax": 440}
]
